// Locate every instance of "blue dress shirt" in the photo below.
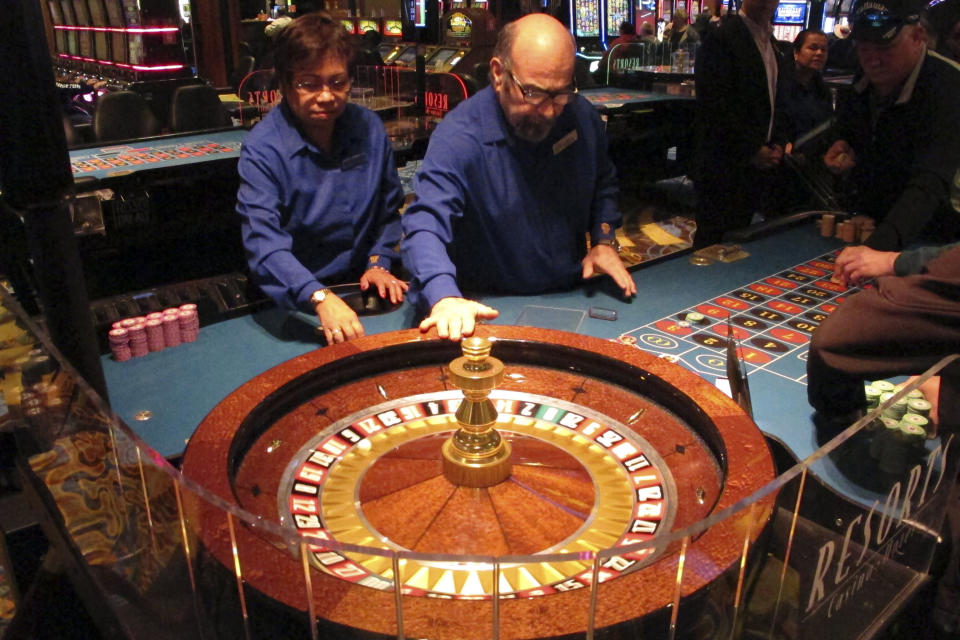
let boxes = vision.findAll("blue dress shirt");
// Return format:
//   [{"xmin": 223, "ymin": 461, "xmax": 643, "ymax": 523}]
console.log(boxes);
[
  {"xmin": 237, "ymin": 101, "xmax": 403, "ymax": 312},
  {"xmin": 401, "ymin": 86, "xmax": 621, "ymax": 310}
]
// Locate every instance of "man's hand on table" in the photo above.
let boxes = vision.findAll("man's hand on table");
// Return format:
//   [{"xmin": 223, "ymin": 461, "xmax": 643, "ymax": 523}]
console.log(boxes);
[
  {"xmin": 316, "ymin": 294, "xmax": 364, "ymax": 344},
  {"xmin": 582, "ymin": 244, "xmax": 637, "ymax": 297},
  {"xmin": 419, "ymin": 297, "xmax": 500, "ymax": 341},
  {"xmin": 824, "ymin": 140, "xmax": 857, "ymax": 174},
  {"xmin": 360, "ymin": 267, "xmax": 408, "ymax": 304},
  {"xmin": 834, "ymin": 245, "xmax": 899, "ymax": 288}
]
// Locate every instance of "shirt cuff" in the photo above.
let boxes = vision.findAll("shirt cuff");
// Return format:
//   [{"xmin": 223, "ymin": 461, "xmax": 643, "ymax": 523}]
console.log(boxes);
[
  {"xmin": 590, "ymin": 222, "xmax": 617, "ymax": 245},
  {"xmin": 420, "ymin": 274, "xmax": 461, "ymax": 309},
  {"xmin": 296, "ymin": 281, "xmax": 326, "ymax": 313},
  {"xmin": 367, "ymin": 255, "xmax": 393, "ymax": 272}
]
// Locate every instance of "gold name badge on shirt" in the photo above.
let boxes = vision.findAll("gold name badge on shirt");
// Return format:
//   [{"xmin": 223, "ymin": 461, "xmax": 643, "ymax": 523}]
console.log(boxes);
[
  {"xmin": 341, "ymin": 152, "xmax": 367, "ymax": 170},
  {"xmin": 553, "ymin": 130, "xmax": 578, "ymax": 155}
]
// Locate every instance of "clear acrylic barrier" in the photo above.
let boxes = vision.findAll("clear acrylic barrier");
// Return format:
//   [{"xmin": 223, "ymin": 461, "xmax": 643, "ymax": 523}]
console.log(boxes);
[
  {"xmin": 604, "ymin": 42, "xmax": 699, "ymax": 91},
  {"xmin": 351, "ymin": 66, "xmax": 471, "ymax": 151},
  {"xmin": 234, "ymin": 66, "xmax": 470, "ymax": 133},
  {"xmin": 3, "ymin": 286, "xmax": 957, "ymax": 639}
]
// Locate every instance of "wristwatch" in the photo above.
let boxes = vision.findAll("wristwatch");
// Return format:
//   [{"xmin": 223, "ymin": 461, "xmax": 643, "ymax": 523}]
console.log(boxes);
[
  {"xmin": 309, "ymin": 288, "xmax": 331, "ymax": 307},
  {"xmin": 594, "ymin": 237, "xmax": 621, "ymax": 253}
]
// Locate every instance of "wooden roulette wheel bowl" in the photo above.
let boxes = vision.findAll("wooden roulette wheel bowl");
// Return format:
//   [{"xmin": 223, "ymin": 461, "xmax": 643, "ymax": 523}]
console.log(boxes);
[{"xmin": 181, "ymin": 326, "xmax": 777, "ymax": 639}]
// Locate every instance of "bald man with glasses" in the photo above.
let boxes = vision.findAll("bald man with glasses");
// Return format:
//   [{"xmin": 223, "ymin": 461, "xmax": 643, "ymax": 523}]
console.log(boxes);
[{"xmin": 401, "ymin": 13, "xmax": 636, "ymax": 341}]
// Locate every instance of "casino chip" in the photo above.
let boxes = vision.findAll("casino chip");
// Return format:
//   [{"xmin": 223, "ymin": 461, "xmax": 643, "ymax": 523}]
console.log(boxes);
[{"xmin": 105, "ymin": 306, "xmax": 201, "ymax": 361}]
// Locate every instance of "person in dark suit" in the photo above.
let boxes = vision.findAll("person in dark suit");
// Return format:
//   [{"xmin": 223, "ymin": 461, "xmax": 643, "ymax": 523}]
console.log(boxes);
[{"xmin": 692, "ymin": 0, "xmax": 786, "ymax": 248}]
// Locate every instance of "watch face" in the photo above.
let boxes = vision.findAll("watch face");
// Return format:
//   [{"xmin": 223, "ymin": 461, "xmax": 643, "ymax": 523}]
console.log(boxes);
[{"xmin": 311, "ymin": 290, "xmax": 327, "ymax": 305}]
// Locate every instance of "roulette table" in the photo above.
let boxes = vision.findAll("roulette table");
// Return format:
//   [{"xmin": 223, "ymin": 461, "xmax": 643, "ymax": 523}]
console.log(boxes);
[
  {"xmin": 180, "ymin": 326, "xmax": 775, "ymax": 639},
  {"xmin": 103, "ymin": 223, "xmax": 844, "ymax": 464},
  {"xmin": 13, "ymin": 223, "xmax": 958, "ymax": 640},
  {"xmin": 68, "ymin": 129, "xmax": 247, "ymax": 183},
  {"xmin": 579, "ymin": 88, "xmax": 693, "ymax": 114}
]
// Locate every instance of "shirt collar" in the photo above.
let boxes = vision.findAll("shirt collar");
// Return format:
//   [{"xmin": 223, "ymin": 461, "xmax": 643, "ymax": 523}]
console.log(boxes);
[
  {"xmin": 276, "ymin": 100, "xmax": 364, "ymax": 160},
  {"xmin": 740, "ymin": 12, "xmax": 774, "ymax": 42},
  {"xmin": 854, "ymin": 45, "xmax": 927, "ymax": 105},
  {"xmin": 478, "ymin": 86, "xmax": 510, "ymax": 144},
  {"xmin": 477, "ymin": 84, "xmax": 576, "ymax": 149}
]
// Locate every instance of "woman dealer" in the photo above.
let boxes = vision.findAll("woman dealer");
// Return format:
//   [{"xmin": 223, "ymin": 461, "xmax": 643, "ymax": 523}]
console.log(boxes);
[{"xmin": 236, "ymin": 12, "xmax": 407, "ymax": 345}]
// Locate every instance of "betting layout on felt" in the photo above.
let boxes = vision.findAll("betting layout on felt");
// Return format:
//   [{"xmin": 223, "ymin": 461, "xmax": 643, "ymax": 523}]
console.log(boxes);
[{"xmin": 616, "ymin": 250, "xmax": 860, "ymax": 384}]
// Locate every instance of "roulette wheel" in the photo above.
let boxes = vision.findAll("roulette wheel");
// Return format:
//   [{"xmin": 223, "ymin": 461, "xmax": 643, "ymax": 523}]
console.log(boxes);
[{"xmin": 181, "ymin": 326, "xmax": 776, "ymax": 639}]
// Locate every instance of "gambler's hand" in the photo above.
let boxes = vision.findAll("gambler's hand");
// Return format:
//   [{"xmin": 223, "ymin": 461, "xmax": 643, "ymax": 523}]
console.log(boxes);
[
  {"xmin": 360, "ymin": 267, "xmax": 408, "ymax": 305},
  {"xmin": 834, "ymin": 245, "xmax": 899, "ymax": 288},
  {"xmin": 582, "ymin": 244, "xmax": 637, "ymax": 297},
  {"xmin": 316, "ymin": 294, "xmax": 364, "ymax": 344},
  {"xmin": 824, "ymin": 140, "xmax": 856, "ymax": 174},
  {"xmin": 750, "ymin": 144, "xmax": 784, "ymax": 169},
  {"xmin": 905, "ymin": 375, "xmax": 940, "ymax": 430},
  {"xmin": 420, "ymin": 297, "xmax": 500, "ymax": 341}
]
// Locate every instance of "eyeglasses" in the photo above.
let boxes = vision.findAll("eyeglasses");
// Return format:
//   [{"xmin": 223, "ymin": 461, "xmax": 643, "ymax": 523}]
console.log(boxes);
[
  {"xmin": 293, "ymin": 75, "xmax": 351, "ymax": 95},
  {"xmin": 507, "ymin": 69, "xmax": 577, "ymax": 106}
]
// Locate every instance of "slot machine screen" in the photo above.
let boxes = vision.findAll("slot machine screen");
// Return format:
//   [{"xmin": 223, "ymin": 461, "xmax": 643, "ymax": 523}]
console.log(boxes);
[
  {"xmin": 379, "ymin": 43, "xmax": 397, "ymax": 59},
  {"xmin": 427, "ymin": 47, "xmax": 457, "ymax": 70},
  {"xmin": 341, "ymin": 19, "xmax": 357, "ymax": 33},
  {"xmin": 445, "ymin": 12, "xmax": 473, "ymax": 41},
  {"xmin": 103, "ymin": 0, "xmax": 126, "ymax": 63},
  {"xmin": 71, "ymin": 0, "xmax": 90, "ymax": 25},
  {"xmin": 358, "ymin": 18, "xmax": 379, "ymax": 33},
  {"xmin": 606, "ymin": 0, "xmax": 630, "ymax": 35},
  {"xmin": 575, "ymin": 0, "xmax": 601, "ymax": 37},
  {"xmin": 87, "ymin": 0, "xmax": 107, "ymax": 26},
  {"xmin": 774, "ymin": 1, "xmax": 807, "ymax": 24},
  {"xmin": 48, "ymin": 1, "xmax": 68, "ymax": 55},
  {"xmin": 396, "ymin": 46, "xmax": 418, "ymax": 64},
  {"xmin": 86, "ymin": 0, "xmax": 110, "ymax": 60},
  {"xmin": 383, "ymin": 19, "xmax": 403, "ymax": 36},
  {"xmin": 408, "ymin": 0, "xmax": 427, "ymax": 28},
  {"xmin": 71, "ymin": 0, "xmax": 93, "ymax": 58},
  {"xmin": 103, "ymin": 0, "xmax": 122, "ymax": 24},
  {"xmin": 60, "ymin": 0, "xmax": 79, "ymax": 55}
]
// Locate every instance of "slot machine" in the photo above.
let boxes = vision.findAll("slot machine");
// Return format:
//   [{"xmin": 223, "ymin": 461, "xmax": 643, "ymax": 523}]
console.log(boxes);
[
  {"xmin": 822, "ymin": 0, "xmax": 849, "ymax": 36},
  {"xmin": 42, "ymin": 0, "xmax": 198, "ymax": 131},
  {"xmin": 570, "ymin": 0, "xmax": 604, "ymax": 52},
  {"xmin": 341, "ymin": 17, "xmax": 359, "ymax": 35},
  {"xmin": 356, "ymin": 17, "xmax": 381, "ymax": 34},
  {"xmin": 86, "ymin": 0, "xmax": 112, "ymax": 69},
  {"xmin": 45, "ymin": 0, "xmax": 190, "ymax": 80},
  {"xmin": 102, "ymin": 0, "xmax": 128, "ymax": 70},
  {"xmin": 426, "ymin": 7, "xmax": 495, "ymax": 86},
  {"xmin": 380, "ymin": 18, "xmax": 406, "ymax": 62},
  {"xmin": 603, "ymin": 0, "xmax": 634, "ymax": 47},
  {"xmin": 773, "ymin": 0, "xmax": 808, "ymax": 41}
]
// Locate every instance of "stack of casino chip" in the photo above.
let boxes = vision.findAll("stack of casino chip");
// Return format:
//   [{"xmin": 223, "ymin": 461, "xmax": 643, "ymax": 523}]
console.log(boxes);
[
  {"xmin": 108, "ymin": 328, "xmax": 132, "ymax": 362},
  {"xmin": 866, "ymin": 379, "xmax": 937, "ymax": 473},
  {"xmin": 162, "ymin": 312, "xmax": 181, "ymax": 347},
  {"xmin": 106, "ymin": 304, "xmax": 201, "ymax": 361},
  {"xmin": 145, "ymin": 318, "xmax": 165, "ymax": 352},
  {"xmin": 127, "ymin": 322, "xmax": 149, "ymax": 357},
  {"xmin": 176, "ymin": 304, "xmax": 199, "ymax": 342}
]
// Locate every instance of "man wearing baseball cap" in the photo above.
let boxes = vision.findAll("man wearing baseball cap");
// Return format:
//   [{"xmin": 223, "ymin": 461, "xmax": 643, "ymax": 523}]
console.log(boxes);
[{"xmin": 823, "ymin": 0, "xmax": 960, "ymax": 251}]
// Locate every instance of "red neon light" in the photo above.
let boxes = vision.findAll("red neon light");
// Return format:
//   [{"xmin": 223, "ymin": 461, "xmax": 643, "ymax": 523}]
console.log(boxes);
[
  {"xmin": 54, "ymin": 25, "xmax": 179, "ymax": 34},
  {"xmin": 58, "ymin": 53, "xmax": 185, "ymax": 72},
  {"xmin": 131, "ymin": 64, "xmax": 184, "ymax": 71},
  {"xmin": 442, "ymin": 72, "xmax": 470, "ymax": 98}
]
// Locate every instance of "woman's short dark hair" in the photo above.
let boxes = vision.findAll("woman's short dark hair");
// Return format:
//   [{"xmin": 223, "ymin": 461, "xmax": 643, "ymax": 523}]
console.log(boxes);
[
  {"xmin": 793, "ymin": 28, "xmax": 827, "ymax": 50},
  {"xmin": 274, "ymin": 11, "xmax": 354, "ymax": 88}
]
